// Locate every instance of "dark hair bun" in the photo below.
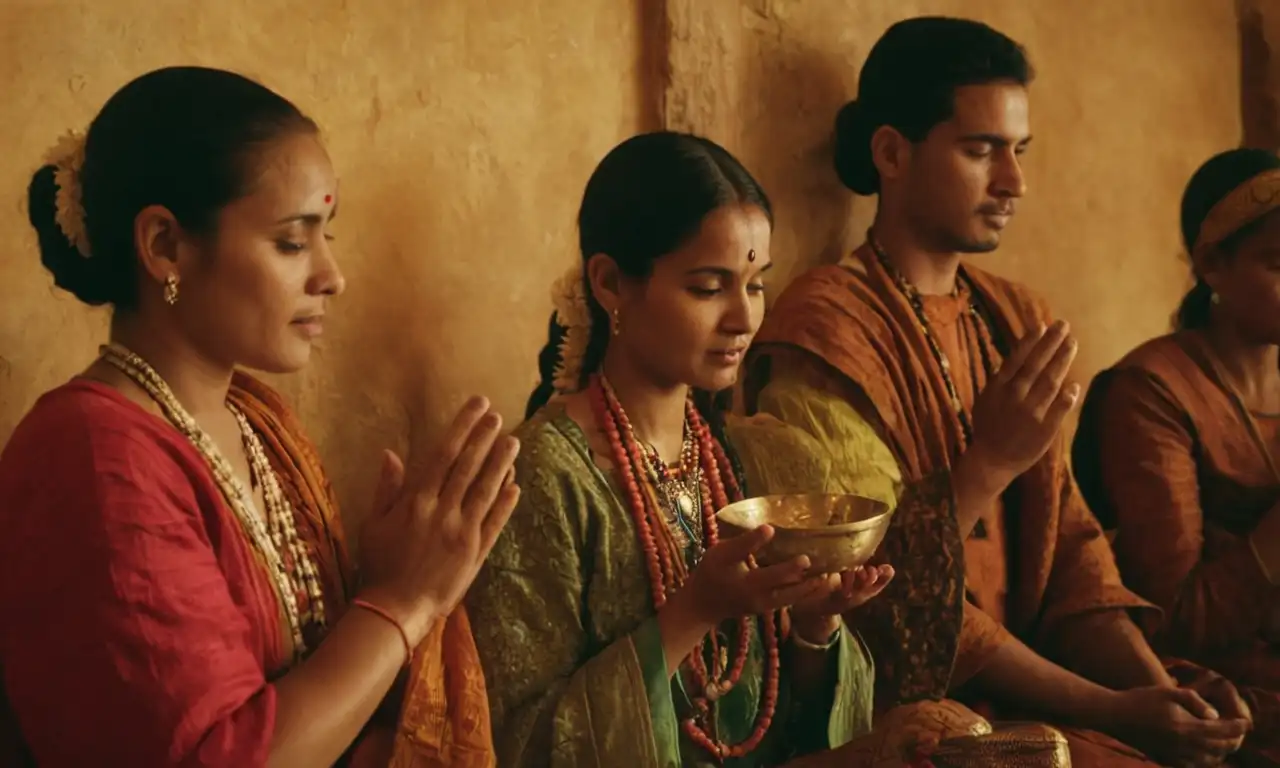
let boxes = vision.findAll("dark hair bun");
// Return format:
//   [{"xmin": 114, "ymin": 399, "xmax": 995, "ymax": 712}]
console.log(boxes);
[
  {"xmin": 27, "ymin": 164, "xmax": 118, "ymax": 306},
  {"xmin": 27, "ymin": 66, "xmax": 316, "ymax": 311},
  {"xmin": 832, "ymin": 99, "xmax": 878, "ymax": 196}
]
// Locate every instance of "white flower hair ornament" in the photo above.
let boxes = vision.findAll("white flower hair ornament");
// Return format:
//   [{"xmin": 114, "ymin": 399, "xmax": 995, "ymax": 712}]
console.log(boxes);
[
  {"xmin": 549, "ymin": 260, "xmax": 594, "ymax": 394},
  {"xmin": 43, "ymin": 131, "xmax": 91, "ymax": 258}
]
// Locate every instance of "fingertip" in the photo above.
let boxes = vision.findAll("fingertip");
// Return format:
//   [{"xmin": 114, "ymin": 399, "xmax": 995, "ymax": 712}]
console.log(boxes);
[
  {"xmin": 493, "ymin": 480, "xmax": 522, "ymax": 514},
  {"xmin": 383, "ymin": 448, "xmax": 405, "ymax": 475},
  {"xmin": 456, "ymin": 397, "xmax": 490, "ymax": 423}
]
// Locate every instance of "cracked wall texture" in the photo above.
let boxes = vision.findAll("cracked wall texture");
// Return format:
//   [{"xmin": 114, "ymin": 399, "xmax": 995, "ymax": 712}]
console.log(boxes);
[{"xmin": 0, "ymin": 1, "xmax": 1246, "ymax": 523}]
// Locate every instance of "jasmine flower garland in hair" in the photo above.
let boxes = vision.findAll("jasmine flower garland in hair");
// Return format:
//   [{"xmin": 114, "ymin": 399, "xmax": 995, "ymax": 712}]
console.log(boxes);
[
  {"xmin": 550, "ymin": 261, "xmax": 592, "ymax": 394},
  {"xmin": 44, "ymin": 131, "xmax": 91, "ymax": 257}
]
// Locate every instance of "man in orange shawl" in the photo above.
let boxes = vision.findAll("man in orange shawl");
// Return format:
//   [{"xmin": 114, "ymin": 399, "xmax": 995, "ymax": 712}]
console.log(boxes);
[{"xmin": 747, "ymin": 16, "xmax": 1253, "ymax": 767}]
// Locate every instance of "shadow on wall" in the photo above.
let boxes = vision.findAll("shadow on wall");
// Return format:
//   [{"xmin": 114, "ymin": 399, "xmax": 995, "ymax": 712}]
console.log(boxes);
[
  {"xmin": 1240, "ymin": 0, "xmax": 1279, "ymax": 148},
  {"xmin": 638, "ymin": 0, "xmax": 672, "ymax": 133},
  {"xmin": 738, "ymin": 38, "xmax": 868, "ymax": 292}
]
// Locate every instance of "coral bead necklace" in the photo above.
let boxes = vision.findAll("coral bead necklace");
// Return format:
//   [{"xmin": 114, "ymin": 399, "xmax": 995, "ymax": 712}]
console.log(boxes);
[{"xmin": 588, "ymin": 374, "xmax": 780, "ymax": 759}]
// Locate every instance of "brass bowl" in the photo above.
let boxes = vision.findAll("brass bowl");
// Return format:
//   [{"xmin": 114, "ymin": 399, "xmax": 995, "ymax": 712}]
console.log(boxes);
[{"xmin": 716, "ymin": 494, "xmax": 894, "ymax": 573}]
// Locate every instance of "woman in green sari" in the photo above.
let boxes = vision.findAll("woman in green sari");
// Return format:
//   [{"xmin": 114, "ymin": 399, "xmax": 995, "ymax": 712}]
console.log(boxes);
[{"xmin": 466, "ymin": 132, "xmax": 894, "ymax": 767}]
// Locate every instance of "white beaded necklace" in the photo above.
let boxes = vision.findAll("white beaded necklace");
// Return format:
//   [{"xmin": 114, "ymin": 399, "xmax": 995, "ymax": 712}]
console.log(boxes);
[{"xmin": 98, "ymin": 343, "xmax": 326, "ymax": 659}]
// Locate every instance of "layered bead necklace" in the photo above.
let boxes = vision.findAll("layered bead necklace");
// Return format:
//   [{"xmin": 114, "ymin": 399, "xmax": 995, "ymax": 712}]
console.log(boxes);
[
  {"xmin": 867, "ymin": 232, "xmax": 997, "ymax": 447},
  {"xmin": 588, "ymin": 374, "xmax": 781, "ymax": 759},
  {"xmin": 869, "ymin": 233, "xmax": 1002, "ymax": 539},
  {"xmin": 98, "ymin": 343, "xmax": 326, "ymax": 660}
]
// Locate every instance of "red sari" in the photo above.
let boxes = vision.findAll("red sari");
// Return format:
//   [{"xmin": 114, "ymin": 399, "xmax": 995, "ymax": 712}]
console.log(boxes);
[
  {"xmin": 0, "ymin": 375, "xmax": 496, "ymax": 767},
  {"xmin": 0, "ymin": 377, "xmax": 353, "ymax": 765}
]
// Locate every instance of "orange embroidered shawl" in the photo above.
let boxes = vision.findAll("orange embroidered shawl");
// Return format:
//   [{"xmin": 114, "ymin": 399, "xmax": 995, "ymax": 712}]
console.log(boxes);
[
  {"xmin": 229, "ymin": 374, "xmax": 494, "ymax": 767},
  {"xmin": 747, "ymin": 247, "xmax": 1153, "ymax": 703}
]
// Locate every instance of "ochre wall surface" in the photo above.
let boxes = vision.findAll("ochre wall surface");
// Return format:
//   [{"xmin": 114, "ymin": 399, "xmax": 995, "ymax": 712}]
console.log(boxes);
[
  {"xmin": 662, "ymin": 0, "xmax": 1240, "ymax": 382},
  {"xmin": 0, "ymin": 1, "xmax": 645, "ymax": 525},
  {"xmin": 0, "ymin": 1, "xmax": 1245, "ymax": 525}
]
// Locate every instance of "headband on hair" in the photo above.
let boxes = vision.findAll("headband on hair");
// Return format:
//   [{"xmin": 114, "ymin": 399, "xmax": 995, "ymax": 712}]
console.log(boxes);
[
  {"xmin": 43, "ymin": 131, "xmax": 91, "ymax": 258},
  {"xmin": 1191, "ymin": 167, "xmax": 1280, "ymax": 270},
  {"xmin": 549, "ymin": 261, "xmax": 592, "ymax": 394}
]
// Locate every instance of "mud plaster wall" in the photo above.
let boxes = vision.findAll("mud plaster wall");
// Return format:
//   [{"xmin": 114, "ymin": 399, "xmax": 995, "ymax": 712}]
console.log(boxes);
[
  {"xmin": 0, "ymin": 1, "xmax": 1244, "ymax": 526},
  {"xmin": 663, "ymin": 0, "xmax": 1241, "ymax": 393},
  {"xmin": 0, "ymin": 2, "xmax": 645, "ymax": 527}
]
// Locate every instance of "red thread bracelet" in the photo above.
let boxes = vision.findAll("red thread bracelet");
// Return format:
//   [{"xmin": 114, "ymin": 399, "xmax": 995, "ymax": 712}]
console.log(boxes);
[{"xmin": 352, "ymin": 598, "xmax": 414, "ymax": 664}]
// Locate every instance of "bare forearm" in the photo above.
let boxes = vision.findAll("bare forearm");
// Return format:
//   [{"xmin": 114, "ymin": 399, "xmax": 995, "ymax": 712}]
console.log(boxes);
[
  {"xmin": 783, "ymin": 635, "xmax": 840, "ymax": 755},
  {"xmin": 657, "ymin": 590, "xmax": 713, "ymax": 677},
  {"xmin": 788, "ymin": 649, "xmax": 832, "ymax": 701},
  {"xmin": 1050, "ymin": 610, "xmax": 1173, "ymax": 690},
  {"xmin": 787, "ymin": 616, "xmax": 841, "ymax": 701},
  {"xmin": 971, "ymin": 635, "xmax": 1119, "ymax": 731},
  {"xmin": 268, "ymin": 607, "xmax": 418, "ymax": 767},
  {"xmin": 951, "ymin": 447, "xmax": 1014, "ymax": 540}
]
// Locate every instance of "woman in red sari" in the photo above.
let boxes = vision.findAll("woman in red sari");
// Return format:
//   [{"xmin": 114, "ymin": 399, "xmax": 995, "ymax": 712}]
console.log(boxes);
[{"xmin": 0, "ymin": 66, "xmax": 517, "ymax": 767}]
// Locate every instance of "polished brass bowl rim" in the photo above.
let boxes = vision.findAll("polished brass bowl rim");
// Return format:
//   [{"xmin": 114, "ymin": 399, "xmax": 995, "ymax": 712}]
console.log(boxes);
[{"xmin": 715, "ymin": 493, "xmax": 895, "ymax": 537}]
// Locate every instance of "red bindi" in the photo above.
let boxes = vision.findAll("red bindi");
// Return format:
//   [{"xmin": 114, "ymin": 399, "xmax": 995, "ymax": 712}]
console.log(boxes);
[{"xmin": 324, "ymin": 194, "xmax": 333, "ymax": 204}]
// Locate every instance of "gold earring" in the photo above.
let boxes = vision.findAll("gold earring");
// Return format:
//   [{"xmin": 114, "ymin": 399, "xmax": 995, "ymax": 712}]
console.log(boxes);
[
  {"xmin": 163, "ymin": 274, "xmax": 180, "ymax": 306},
  {"xmin": 611, "ymin": 308, "xmax": 621, "ymax": 337},
  {"xmin": 1211, "ymin": 291, "xmax": 1221, "ymax": 305}
]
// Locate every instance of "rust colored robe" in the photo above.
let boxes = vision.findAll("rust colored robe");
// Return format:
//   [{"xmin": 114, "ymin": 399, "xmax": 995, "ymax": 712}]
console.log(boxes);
[
  {"xmin": 746, "ymin": 246, "xmax": 1162, "ymax": 766},
  {"xmin": 1075, "ymin": 331, "xmax": 1280, "ymax": 765}
]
